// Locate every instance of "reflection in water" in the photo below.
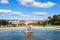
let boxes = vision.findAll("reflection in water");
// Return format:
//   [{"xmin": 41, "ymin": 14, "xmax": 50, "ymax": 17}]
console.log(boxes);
[
  {"xmin": 0, "ymin": 30, "xmax": 60, "ymax": 40},
  {"xmin": 25, "ymin": 32, "xmax": 32, "ymax": 40}
]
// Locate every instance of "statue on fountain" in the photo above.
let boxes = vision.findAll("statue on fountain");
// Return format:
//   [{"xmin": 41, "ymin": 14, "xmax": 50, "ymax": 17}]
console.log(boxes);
[{"xmin": 25, "ymin": 22, "xmax": 32, "ymax": 33}]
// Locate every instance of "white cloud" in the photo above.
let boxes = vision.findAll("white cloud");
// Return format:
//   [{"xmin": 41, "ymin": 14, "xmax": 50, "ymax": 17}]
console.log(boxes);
[
  {"xmin": 21, "ymin": 14, "xmax": 30, "ymax": 17},
  {"xmin": 13, "ymin": 12, "xmax": 22, "ymax": 15},
  {"xmin": 0, "ymin": 9, "xmax": 22, "ymax": 15},
  {"xmin": 33, "ymin": 12, "xmax": 47, "ymax": 15},
  {"xmin": 0, "ymin": 9, "xmax": 11, "ymax": 13},
  {"xmin": 0, "ymin": 0, "xmax": 8, "ymax": 4},
  {"xmin": 18, "ymin": 0, "xmax": 55, "ymax": 8},
  {"xmin": 0, "ymin": 9, "xmax": 31, "ymax": 17}
]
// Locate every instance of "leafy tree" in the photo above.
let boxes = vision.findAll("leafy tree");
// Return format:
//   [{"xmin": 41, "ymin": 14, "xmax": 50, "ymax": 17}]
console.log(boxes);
[
  {"xmin": 48, "ymin": 16, "xmax": 52, "ymax": 25},
  {"xmin": 0, "ymin": 19, "xmax": 9, "ymax": 26},
  {"xmin": 51, "ymin": 15, "xmax": 60, "ymax": 25}
]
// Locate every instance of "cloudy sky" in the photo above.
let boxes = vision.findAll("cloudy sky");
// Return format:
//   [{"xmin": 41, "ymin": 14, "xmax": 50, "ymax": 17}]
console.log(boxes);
[{"xmin": 0, "ymin": 0, "xmax": 60, "ymax": 20}]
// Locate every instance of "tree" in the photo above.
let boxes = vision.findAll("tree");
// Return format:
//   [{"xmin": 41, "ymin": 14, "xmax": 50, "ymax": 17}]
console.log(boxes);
[
  {"xmin": 0, "ymin": 19, "xmax": 9, "ymax": 26},
  {"xmin": 51, "ymin": 15, "xmax": 60, "ymax": 25},
  {"xmin": 47, "ymin": 16, "xmax": 52, "ymax": 25}
]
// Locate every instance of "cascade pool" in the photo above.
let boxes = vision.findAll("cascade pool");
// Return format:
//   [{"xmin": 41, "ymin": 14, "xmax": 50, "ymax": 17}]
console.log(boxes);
[{"xmin": 0, "ymin": 29, "xmax": 60, "ymax": 40}]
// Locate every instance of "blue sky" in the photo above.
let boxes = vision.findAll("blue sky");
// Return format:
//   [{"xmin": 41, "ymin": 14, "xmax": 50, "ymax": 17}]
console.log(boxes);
[{"xmin": 0, "ymin": 0, "xmax": 60, "ymax": 20}]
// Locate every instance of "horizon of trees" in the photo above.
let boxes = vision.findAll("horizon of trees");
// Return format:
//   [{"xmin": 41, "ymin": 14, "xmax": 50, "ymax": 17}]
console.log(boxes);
[
  {"xmin": 51, "ymin": 15, "xmax": 60, "ymax": 25},
  {"xmin": 42, "ymin": 14, "xmax": 60, "ymax": 25},
  {"xmin": 0, "ymin": 14, "xmax": 60, "ymax": 27},
  {"xmin": 0, "ymin": 19, "xmax": 9, "ymax": 26}
]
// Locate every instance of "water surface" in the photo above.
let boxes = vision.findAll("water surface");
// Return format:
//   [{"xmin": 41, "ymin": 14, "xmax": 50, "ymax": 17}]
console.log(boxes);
[{"xmin": 0, "ymin": 29, "xmax": 60, "ymax": 40}]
